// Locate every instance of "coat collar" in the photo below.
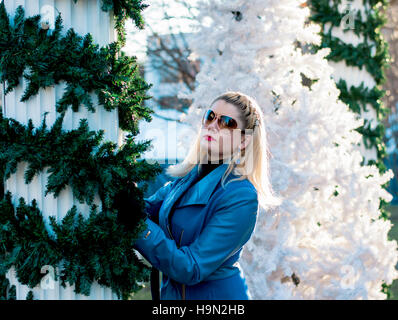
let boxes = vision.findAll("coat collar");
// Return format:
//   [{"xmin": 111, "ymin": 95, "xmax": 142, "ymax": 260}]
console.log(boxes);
[
  {"xmin": 176, "ymin": 163, "xmax": 230, "ymax": 207},
  {"xmin": 159, "ymin": 163, "xmax": 233, "ymax": 233}
]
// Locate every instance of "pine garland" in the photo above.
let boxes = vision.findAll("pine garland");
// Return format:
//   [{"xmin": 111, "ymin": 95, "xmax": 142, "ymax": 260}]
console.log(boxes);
[
  {"xmin": 315, "ymin": 30, "xmax": 389, "ymax": 85},
  {"xmin": 310, "ymin": 0, "xmax": 388, "ymax": 43},
  {"xmin": 309, "ymin": 0, "xmax": 390, "ymax": 85},
  {"xmin": 309, "ymin": 0, "xmax": 390, "ymax": 175},
  {"xmin": 308, "ymin": 0, "xmax": 391, "ymax": 185},
  {"xmin": 0, "ymin": 107, "xmax": 162, "ymax": 299},
  {"xmin": 0, "ymin": 2, "xmax": 153, "ymax": 134},
  {"xmin": 335, "ymin": 79, "xmax": 389, "ymax": 180},
  {"xmin": 0, "ymin": 109, "xmax": 162, "ymax": 214},
  {"xmin": 0, "ymin": 1, "xmax": 159, "ymax": 299},
  {"xmin": 0, "ymin": 272, "xmax": 15, "ymax": 300},
  {"xmin": 0, "ymin": 190, "xmax": 151, "ymax": 299},
  {"xmin": 72, "ymin": 0, "xmax": 149, "ymax": 46},
  {"xmin": 335, "ymin": 79, "xmax": 387, "ymax": 117}
]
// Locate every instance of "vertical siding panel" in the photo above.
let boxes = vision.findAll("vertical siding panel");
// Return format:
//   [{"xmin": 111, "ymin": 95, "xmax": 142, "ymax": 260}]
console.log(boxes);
[
  {"xmin": 98, "ymin": 0, "xmax": 109, "ymax": 47},
  {"xmin": 99, "ymin": 4, "xmax": 113, "ymax": 142},
  {"xmin": 15, "ymin": 75, "xmax": 24, "ymax": 124},
  {"xmin": 87, "ymin": 0, "xmax": 102, "ymax": 143},
  {"xmin": 4, "ymin": 83, "xmax": 13, "ymax": 120},
  {"xmin": 71, "ymin": 0, "xmax": 89, "ymax": 137},
  {"xmin": 100, "ymin": 287, "xmax": 105, "ymax": 300},
  {"xmin": 25, "ymin": 0, "xmax": 39, "ymax": 17},
  {"xmin": 53, "ymin": 0, "xmax": 74, "ymax": 300},
  {"xmin": 17, "ymin": 167, "xmax": 29, "ymax": 300},
  {"xmin": 55, "ymin": 0, "xmax": 73, "ymax": 134},
  {"xmin": 4, "ymin": 0, "xmax": 15, "ymax": 19},
  {"xmin": 43, "ymin": 0, "xmax": 63, "ymax": 298},
  {"xmin": 3, "ymin": 0, "xmax": 18, "ymax": 299},
  {"xmin": 55, "ymin": 0, "xmax": 72, "ymax": 31},
  {"xmin": 1, "ymin": 81, "xmax": 4, "ymax": 116},
  {"xmin": 97, "ymin": 0, "xmax": 105, "ymax": 140},
  {"xmin": 86, "ymin": 2, "xmax": 102, "ymax": 298},
  {"xmin": 109, "ymin": 12, "xmax": 118, "ymax": 144},
  {"xmin": 11, "ymin": 75, "xmax": 20, "ymax": 299}
]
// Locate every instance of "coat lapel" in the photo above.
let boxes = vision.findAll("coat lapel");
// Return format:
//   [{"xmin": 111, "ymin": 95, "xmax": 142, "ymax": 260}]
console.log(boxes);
[
  {"xmin": 159, "ymin": 163, "xmax": 230, "ymax": 235},
  {"xmin": 175, "ymin": 164, "xmax": 230, "ymax": 207}
]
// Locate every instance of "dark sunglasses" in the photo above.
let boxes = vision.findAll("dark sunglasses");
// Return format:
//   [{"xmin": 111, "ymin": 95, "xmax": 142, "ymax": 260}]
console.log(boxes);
[{"xmin": 202, "ymin": 109, "xmax": 239, "ymax": 130}]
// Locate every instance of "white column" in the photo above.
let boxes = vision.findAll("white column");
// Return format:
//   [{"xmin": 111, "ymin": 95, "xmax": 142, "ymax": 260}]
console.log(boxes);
[
  {"xmin": 3, "ymin": 0, "xmax": 120, "ymax": 300},
  {"xmin": 325, "ymin": 0, "xmax": 378, "ymax": 162}
]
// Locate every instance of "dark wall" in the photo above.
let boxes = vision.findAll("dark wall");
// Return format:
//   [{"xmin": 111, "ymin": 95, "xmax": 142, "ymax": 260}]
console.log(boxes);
[{"xmin": 385, "ymin": 153, "xmax": 398, "ymax": 205}]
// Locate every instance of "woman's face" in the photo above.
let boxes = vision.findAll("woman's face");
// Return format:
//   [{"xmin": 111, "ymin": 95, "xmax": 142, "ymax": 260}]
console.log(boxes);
[{"xmin": 200, "ymin": 99, "xmax": 246, "ymax": 162}]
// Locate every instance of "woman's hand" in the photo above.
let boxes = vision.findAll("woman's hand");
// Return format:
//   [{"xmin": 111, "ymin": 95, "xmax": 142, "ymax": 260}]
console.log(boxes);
[{"xmin": 113, "ymin": 186, "xmax": 146, "ymax": 231}]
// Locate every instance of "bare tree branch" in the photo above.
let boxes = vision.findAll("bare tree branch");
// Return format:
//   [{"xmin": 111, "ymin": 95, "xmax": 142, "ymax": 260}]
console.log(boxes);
[{"xmin": 141, "ymin": 0, "xmax": 200, "ymax": 112}]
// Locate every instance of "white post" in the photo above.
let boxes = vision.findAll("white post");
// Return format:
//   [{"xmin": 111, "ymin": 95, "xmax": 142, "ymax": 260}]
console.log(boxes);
[
  {"xmin": 325, "ymin": 0, "xmax": 378, "ymax": 163},
  {"xmin": 3, "ymin": 0, "xmax": 120, "ymax": 300}
]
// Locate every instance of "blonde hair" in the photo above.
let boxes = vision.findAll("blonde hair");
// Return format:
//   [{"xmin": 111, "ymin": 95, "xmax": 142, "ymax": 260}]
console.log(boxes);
[{"xmin": 166, "ymin": 91, "xmax": 282, "ymax": 210}]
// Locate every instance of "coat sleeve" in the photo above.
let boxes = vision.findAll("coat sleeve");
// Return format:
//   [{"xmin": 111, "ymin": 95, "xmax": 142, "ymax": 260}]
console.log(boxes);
[
  {"xmin": 133, "ymin": 186, "xmax": 259, "ymax": 286},
  {"xmin": 144, "ymin": 178, "xmax": 180, "ymax": 222}
]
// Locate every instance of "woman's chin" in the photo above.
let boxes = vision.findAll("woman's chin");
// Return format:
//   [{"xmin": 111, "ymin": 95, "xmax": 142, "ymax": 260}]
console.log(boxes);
[{"xmin": 200, "ymin": 140, "xmax": 214, "ymax": 149}]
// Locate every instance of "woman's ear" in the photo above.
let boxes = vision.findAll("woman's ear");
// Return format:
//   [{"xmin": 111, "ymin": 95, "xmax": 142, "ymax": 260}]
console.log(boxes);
[{"xmin": 240, "ymin": 134, "xmax": 253, "ymax": 151}]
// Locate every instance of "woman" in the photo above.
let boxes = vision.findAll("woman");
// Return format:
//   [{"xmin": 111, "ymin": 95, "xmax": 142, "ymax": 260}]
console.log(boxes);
[{"xmin": 129, "ymin": 91, "xmax": 281, "ymax": 300}]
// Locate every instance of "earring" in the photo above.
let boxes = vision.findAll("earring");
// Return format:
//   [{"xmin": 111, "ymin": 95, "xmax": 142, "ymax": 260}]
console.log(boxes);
[{"xmin": 236, "ymin": 147, "xmax": 241, "ymax": 164}]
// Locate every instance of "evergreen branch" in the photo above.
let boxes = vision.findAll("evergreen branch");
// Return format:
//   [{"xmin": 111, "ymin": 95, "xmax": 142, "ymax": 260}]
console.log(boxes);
[
  {"xmin": 0, "ymin": 0, "xmax": 158, "ymax": 300},
  {"xmin": 0, "ymin": 3, "xmax": 153, "ymax": 133},
  {"xmin": 335, "ymin": 79, "xmax": 389, "ymax": 120},
  {"xmin": 0, "ymin": 190, "xmax": 151, "ymax": 299},
  {"xmin": 72, "ymin": 0, "xmax": 149, "ymax": 45},
  {"xmin": 308, "ymin": 0, "xmax": 390, "ymax": 177},
  {"xmin": 0, "ymin": 110, "xmax": 163, "ymax": 210}
]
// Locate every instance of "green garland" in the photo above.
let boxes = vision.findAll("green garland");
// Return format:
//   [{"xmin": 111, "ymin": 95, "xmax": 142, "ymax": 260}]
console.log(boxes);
[
  {"xmin": 308, "ymin": 0, "xmax": 393, "ymax": 296},
  {"xmin": 336, "ymin": 79, "xmax": 389, "ymax": 179},
  {"xmin": 335, "ymin": 79, "xmax": 387, "ymax": 118},
  {"xmin": 0, "ymin": 190, "xmax": 151, "ymax": 299},
  {"xmin": 309, "ymin": 0, "xmax": 388, "ymax": 43},
  {"xmin": 0, "ymin": 272, "xmax": 15, "ymax": 300},
  {"xmin": 309, "ymin": 0, "xmax": 390, "ymax": 85},
  {"xmin": 315, "ymin": 30, "xmax": 389, "ymax": 85},
  {"xmin": 0, "ymin": 1, "xmax": 160, "ymax": 299},
  {"xmin": 72, "ymin": 0, "xmax": 149, "ymax": 46},
  {"xmin": 0, "ymin": 2, "xmax": 153, "ymax": 134},
  {"xmin": 308, "ymin": 0, "xmax": 391, "ymax": 190},
  {"xmin": 0, "ymin": 110, "xmax": 162, "ymax": 210},
  {"xmin": 0, "ymin": 106, "xmax": 162, "ymax": 299}
]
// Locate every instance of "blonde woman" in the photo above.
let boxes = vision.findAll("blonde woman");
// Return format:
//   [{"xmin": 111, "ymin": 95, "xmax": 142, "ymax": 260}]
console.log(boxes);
[{"xmin": 118, "ymin": 91, "xmax": 281, "ymax": 300}]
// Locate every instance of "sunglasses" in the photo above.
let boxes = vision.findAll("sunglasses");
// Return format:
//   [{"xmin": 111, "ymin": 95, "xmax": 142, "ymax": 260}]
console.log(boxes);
[{"xmin": 202, "ymin": 109, "xmax": 239, "ymax": 131}]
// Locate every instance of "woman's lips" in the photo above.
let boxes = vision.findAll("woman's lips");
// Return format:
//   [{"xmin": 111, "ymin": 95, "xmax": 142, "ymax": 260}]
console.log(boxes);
[{"xmin": 204, "ymin": 135, "xmax": 215, "ymax": 141}]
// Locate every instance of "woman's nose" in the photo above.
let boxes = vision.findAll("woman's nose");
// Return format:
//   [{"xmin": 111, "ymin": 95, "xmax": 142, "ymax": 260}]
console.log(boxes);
[{"xmin": 207, "ymin": 117, "xmax": 219, "ymax": 131}]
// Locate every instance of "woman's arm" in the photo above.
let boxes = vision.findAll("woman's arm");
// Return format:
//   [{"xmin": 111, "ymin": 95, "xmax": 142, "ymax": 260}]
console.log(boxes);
[
  {"xmin": 143, "ymin": 178, "xmax": 180, "ymax": 223},
  {"xmin": 114, "ymin": 178, "xmax": 180, "ymax": 230},
  {"xmin": 133, "ymin": 187, "xmax": 259, "ymax": 286}
]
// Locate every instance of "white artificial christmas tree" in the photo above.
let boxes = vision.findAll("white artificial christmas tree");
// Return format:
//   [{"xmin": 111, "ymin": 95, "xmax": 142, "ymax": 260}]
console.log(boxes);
[{"xmin": 177, "ymin": 0, "xmax": 398, "ymax": 299}]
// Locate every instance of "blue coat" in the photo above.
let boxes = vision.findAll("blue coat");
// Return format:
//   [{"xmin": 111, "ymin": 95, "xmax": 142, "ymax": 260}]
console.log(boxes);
[{"xmin": 133, "ymin": 163, "xmax": 259, "ymax": 300}]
